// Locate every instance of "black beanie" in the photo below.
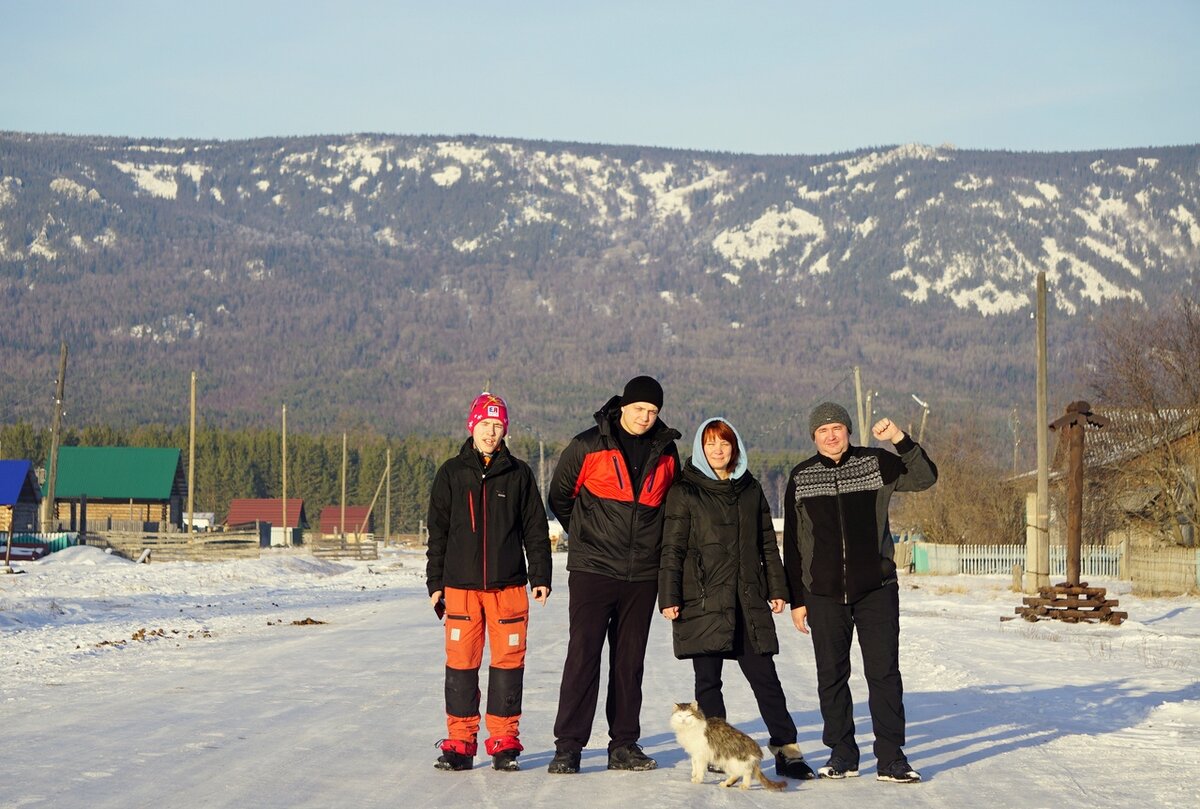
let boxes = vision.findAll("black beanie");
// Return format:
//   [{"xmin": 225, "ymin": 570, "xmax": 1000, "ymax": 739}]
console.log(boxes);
[
  {"xmin": 620, "ymin": 375, "xmax": 664, "ymax": 409},
  {"xmin": 809, "ymin": 402, "xmax": 852, "ymax": 436}
]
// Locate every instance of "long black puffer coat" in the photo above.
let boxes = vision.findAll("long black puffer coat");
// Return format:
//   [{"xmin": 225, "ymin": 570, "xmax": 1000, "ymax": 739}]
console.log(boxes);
[{"xmin": 658, "ymin": 459, "xmax": 788, "ymax": 658}]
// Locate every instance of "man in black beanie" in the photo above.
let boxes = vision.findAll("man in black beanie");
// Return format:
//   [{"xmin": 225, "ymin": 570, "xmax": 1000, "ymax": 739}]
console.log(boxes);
[
  {"xmin": 546, "ymin": 375, "xmax": 680, "ymax": 774},
  {"xmin": 783, "ymin": 403, "xmax": 937, "ymax": 785}
]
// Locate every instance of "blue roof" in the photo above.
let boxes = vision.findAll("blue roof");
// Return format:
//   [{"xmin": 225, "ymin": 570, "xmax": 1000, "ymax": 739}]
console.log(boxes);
[{"xmin": 0, "ymin": 460, "xmax": 41, "ymax": 506}]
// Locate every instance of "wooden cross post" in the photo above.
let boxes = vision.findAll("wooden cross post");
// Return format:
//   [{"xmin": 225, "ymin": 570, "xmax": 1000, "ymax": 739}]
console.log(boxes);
[{"xmin": 1049, "ymin": 401, "xmax": 1108, "ymax": 587}]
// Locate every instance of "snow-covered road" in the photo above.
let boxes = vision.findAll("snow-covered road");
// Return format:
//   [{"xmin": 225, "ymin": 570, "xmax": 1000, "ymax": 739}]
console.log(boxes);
[{"xmin": 3, "ymin": 546, "xmax": 1198, "ymax": 808}]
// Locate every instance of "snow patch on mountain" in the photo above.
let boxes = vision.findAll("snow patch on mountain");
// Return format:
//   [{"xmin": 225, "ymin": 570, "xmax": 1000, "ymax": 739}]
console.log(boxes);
[
  {"xmin": 1170, "ymin": 205, "xmax": 1200, "ymax": 246},
  {"xmin": 712, "ymin": 205, "xmax": 825, "ymax": 269},
  {"xmin": 821, "ymin": 143, "xmax": 944, "ymax": 182},
  {"xmin": 639, "ymin": 162, "xmax": 731, "ymax": 223},
  {"xmin": 431, "ymin": 165, "xmax": 462, "ymax": 187},
  {"xmin": 50, "ymin": 177, "xmax": 100, "ymax": 202},
  {"xmin": 1036, "ymin": 182, "xmax": 1061, "ymax": 202},
  {"xmin": 1042, "ymin": 237, "xmax": 1143, "ymax": 312},
  {"xmin": 1081, "ymin": 236, "xmax": 1143, "ymax": 278},
  {"xmin": 111, "ymin": 161, "xmax": 179, "ymax": 199}
]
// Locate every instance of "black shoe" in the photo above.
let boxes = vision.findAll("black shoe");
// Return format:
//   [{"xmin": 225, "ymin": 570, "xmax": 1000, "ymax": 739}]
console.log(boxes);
[
  {"xmin": 876, "ymin": 759, "xmax": 921, "ymax": 783},
  {"xmin": 492, "ymin": 750, "xmax": 520, "ymax": 771},
  {"xmin": 817, "ymin": 755, "xmax": 859, "ymax": 779},
  {"xmin": 607, "ymin": 743, "xmax": 657, "ymax": 771},
  {"xmin": 771, "ymin": 744, "xmax": 815, "ymax": 780},
  {"xmin": 434, "ymin": 750, "xmax": 473, "ymax": 771},
  {"xmin": 547, "ymin": 749, "xmax": 581, "ymax": 774}
]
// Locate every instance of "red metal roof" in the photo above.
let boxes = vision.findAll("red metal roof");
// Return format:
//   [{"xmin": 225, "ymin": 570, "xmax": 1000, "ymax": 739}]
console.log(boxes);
[
  {"xmin": 318, "ymin": 505, "xmax": 373, "ymax": 534},
  {"xmin": 224, "ymin": 498, "xmax": 307, "ymax": 528}
]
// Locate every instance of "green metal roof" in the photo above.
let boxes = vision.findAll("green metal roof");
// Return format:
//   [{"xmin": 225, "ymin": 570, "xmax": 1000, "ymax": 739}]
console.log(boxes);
[{"xmin": 51, "ymin": 447, "xmax": 183, "ymax": 500}]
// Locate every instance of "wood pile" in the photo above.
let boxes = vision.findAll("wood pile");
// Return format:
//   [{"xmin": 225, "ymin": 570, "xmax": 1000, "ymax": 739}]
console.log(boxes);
[{"xmin": 1015, "ymin": 581, "xmax": 1127, "ymax": 625}]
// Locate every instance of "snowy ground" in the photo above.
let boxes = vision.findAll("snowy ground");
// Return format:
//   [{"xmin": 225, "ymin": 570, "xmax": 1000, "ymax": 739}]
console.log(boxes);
[{"xmin": 2, "ymin": 545, "xmax": 1199, "ymax": 809}]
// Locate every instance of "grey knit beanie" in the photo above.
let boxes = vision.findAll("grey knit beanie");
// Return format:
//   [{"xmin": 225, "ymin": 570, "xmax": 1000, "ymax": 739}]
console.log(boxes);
[{"xmin": 809, "ymin": 402, "xmax": 852, "ymax": 436}]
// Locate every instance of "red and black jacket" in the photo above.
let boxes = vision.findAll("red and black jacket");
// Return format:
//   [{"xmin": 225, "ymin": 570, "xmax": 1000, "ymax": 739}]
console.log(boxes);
[
  {"xmin": 426, "ymin": 439, "xmax": 552, "ymax": 595},
  {"xmin": 549, "ymin": 395, "xmax": 681, "ymax": 583}
]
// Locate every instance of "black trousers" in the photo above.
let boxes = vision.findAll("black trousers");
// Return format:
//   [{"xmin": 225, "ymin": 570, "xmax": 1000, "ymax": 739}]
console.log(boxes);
[
  {"xmin": 553, "ymin": 570, "xmax": 658, "ymax": 753},
  {"xmin": 805, "ymin": 583, "xmax": 906, "ymax": 767},
  {"xmin": 692, "ymin": 650, "xmax": 797, "ymax": 747}
]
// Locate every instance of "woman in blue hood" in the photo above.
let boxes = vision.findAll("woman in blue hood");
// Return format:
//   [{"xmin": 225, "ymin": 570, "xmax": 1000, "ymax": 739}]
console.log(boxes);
[{"xmin": 658, "ymin": 418, "xmax": 814, "ymax": 780}]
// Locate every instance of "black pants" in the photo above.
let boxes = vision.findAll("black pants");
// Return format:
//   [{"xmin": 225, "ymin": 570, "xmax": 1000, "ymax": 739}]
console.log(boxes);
[
  {"xmin": 553, "ymin": 570, "xmax": 658, "ymax": 753},
  {"xmin": 692, "ymin": 650, "xmax": 797, "ymax": 747},
  {"xmin": 805, "ymin": 583, "xmax": 905, "ymax": 767}
]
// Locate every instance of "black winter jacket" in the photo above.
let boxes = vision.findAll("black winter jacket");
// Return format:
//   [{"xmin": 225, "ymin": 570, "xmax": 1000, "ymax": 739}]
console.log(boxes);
[
  {"xmin": 783, "ymin": 438, "xmax": 936, "ymax": 606},
  {"xmin": 548, "ymin": 395, "xmax": 680, "ymax": 583},
  {"xmin": 658, "ymin": 460, "xmax": 788, "ymax": 658},
  {"xmin": 426, "ymin": 439, "xmax": 552, "ymax": 595}
]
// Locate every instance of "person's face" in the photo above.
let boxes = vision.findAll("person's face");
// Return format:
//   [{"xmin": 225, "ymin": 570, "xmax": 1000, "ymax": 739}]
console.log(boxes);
[
  {"xmin": 814, "ymin": 422, "xmax": 849, "ymax": 461},
  {"xmin": 620, "ymin": 402, "xmax": 659, "ymax": 436},
  {"xmin": 703, "ymin": 435, "xmax": 733, "ymax": 475},
  {"xmin": 471, "ymin": 418, "xmax": 505, "ymax": 454}
]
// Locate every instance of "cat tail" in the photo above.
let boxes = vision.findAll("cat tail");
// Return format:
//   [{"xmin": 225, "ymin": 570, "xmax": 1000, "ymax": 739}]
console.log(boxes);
[{"xmin": 754, "ymin": 764, "xmax": 788, "ymax": 791}]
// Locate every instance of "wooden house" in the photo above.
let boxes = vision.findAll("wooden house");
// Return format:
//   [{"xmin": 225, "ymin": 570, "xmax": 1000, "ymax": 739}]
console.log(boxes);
[
  {"xmin": 1016, "ymin": 406, "xmax": 1200, "ymax": 547},
  {"xmin": 51, "ymin": 447, "xmax": 186, "ymax": 530},
  {"xmin": 0, "ymin": 459, "xmax": 42, "ymax": 534},
  {"xmin": 318, "ymin": 505, "xmax": 373, "ymax": 538}
]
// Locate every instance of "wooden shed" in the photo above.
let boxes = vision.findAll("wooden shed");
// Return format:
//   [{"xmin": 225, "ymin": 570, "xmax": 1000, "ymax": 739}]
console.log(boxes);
[
  {"xmin": 224, "ymin": 498, "xmax": 309, "ymax": 529},
  {"xmin": 51, "ymin": 447, "xmax": 186, "ymax": 530},
  {"xmin": 0, "ymin": 459, "xmax": 42, "ymax": 534},
  {"xmin": 318, "ymin": 504, "xmax": 373, "ymax": 538},
  {"xmin": 224, "ymin": 498, "xmax": 307, "ymax": 547}
]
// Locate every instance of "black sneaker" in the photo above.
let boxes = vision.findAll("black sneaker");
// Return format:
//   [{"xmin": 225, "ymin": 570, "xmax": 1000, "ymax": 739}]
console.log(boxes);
[
  {"xmin": 876, "ymin": 759, "xmax": 921, "ymax": 783},
  {"xmin": 771, "ymin": 743, "xmax": 815, "ymax": 779},
  {"xmin": 434, "ymin": 750, "xmax": 473, "ymax": 771},
  {"xmin": 492, "ymin": 750, "xmax": 520, "ymax": 771},
  {"xmin": 817, "ymin": 755, "xmax": 859, "ymax": 779},
  {"xmin": 547, "ymin": 749, "xmax": 581, "ymax": 774},
  {"xmin": 607, "ymin": 743, "xmax": 657, "ymax": 771}
]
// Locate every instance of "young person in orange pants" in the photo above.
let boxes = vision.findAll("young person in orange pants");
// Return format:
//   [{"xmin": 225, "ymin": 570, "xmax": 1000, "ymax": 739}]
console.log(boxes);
[{"xmin": 426, "ymin": 391, "xmax": 552, "ymax": 771}]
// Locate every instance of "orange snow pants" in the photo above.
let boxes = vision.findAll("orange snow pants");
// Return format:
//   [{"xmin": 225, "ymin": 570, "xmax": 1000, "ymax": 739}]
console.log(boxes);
[{"xmin": 443, "ymin": 585, "xmax": 529, "ymax": 748}]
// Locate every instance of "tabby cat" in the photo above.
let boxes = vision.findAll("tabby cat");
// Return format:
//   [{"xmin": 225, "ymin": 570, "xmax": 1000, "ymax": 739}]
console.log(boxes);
[{"xmin": 669, "ymin": 702, "xmax": 787, "ymax": 791}]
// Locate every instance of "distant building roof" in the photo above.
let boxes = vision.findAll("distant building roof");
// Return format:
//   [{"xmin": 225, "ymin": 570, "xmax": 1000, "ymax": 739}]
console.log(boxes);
[
  {"xmin": 0, "ymin": 460, "xmax": 42, "ymax": 506},
  {"xmin": 225, "ymin": 498, "xmax": 308, "ymax": 528},
  {"xmin": 318, "ymin": 505, "xmax": 372, "ymax": 534},
  {"xmin": 51, "ymin": 447, "xmax": 184, "ymax": 500}
]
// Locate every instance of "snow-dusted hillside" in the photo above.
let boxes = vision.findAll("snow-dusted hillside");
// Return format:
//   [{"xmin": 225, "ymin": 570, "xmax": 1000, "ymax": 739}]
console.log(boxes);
[{"xmin": 1, "ymin": 133, "xmax": 1197, "ymax": 436}]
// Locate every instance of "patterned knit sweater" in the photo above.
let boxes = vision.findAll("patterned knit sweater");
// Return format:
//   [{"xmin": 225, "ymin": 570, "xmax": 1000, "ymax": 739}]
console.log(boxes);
[{"xmin": 782, "ymin": 437, "xmax": 937, "ymax": 605}]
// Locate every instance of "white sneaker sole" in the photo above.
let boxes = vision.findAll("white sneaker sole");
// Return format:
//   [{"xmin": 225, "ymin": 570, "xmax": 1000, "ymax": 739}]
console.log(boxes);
[
  {"xmin": 818, "ymin": 768, "xmax": 860, "ymax": 779},
  {"xmin": 877, "ymin": 773, "xmax": 921, "ymax": 783}
]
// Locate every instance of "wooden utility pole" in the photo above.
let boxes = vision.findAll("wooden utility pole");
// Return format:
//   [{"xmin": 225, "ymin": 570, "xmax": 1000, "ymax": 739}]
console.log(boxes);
[
  {"xmin": 1027, "ymin": 272, "xmax": 1051, "ymax": 592},
  {"xmin": 383, "ymin": 448, "xmax": 392, "ymax": 545},
  {"xmin": 539, "ymin": 440, "xmax": 546, "ymax": 505},
  {"xmin": 41, "ymin": 341, "xmax": 68, "ymax": 533},
  {"xmin": 853, "ymin": 366, "xmax": 865, "ymax": 438},
  {"xmin": 864, "ymin": 390, "xmax": 874, "ymax": 445},
  {"xmin": 1050, "ymin": 402, "xmax": 1108, "ymax": 586},
  {"xmin": 340, "ymin": 433, "xmax": 348, "ymax": 538},
  {"xmin": 357, "ymin": 458, "xmax": 390, "ymax": 539},
  {"xmin": 281, "ymin": 404, "xmax": 288, "ymax": 546},
  {"xmin": 1010, "ymin": 406, "xmax": 1021, "ymax": 475},
  {"xmin": 187, "ymin": 371, "xmax": 196, "ymax": 533}
]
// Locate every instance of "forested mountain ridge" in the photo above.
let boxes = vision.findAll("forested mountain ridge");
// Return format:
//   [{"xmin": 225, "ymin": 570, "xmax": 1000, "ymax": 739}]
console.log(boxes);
[{"xmin": 2, "ymin": 132, "xmax": 1197, "ymax": 448}]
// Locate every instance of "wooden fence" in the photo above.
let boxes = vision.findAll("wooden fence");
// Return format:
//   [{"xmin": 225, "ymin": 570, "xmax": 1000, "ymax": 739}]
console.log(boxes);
[
  {"xmin": 1127, "ymin": 546, "xmax": 1200, "ymax": 596},
  {"xmin": 310, "ymin": 535, "xmax": 379, "ymax": 561},
  {"xmin": 90, "ymin": 531, "xmax": 261, "ymax": 562},
  {"xmin": 910, "ymin": 542, "xmax": 1198, "ymax": 595}
]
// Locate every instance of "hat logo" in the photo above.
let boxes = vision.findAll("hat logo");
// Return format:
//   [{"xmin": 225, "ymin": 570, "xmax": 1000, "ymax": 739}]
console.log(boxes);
[{"xmin": 487, "ymin": 405, "xmax": 500, "ymax": 417}]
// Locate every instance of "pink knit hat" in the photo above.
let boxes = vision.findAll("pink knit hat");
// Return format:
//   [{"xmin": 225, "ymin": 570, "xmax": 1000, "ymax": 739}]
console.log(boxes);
[{"xmin": 466, "ymin": 392, "xmax": 509, "ymax": 433}]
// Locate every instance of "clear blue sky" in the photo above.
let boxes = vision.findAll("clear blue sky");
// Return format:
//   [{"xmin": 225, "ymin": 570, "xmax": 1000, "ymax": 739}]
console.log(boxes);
[{"xmin": 3, "ymin": 1, "xmax": 1197, "ymax": 155}]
